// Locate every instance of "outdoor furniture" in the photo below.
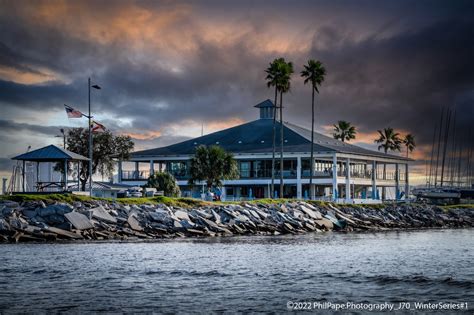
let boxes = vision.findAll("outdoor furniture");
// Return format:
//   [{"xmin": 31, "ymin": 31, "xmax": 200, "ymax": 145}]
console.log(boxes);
[{"xmin": 12, "ymin": 145, "xmax": 89, "ymax": 193}]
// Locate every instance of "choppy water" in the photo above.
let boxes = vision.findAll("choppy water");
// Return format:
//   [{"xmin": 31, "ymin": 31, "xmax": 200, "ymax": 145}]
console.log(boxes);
[{"xmin": 0, "ymin": 229, "xmax": 473, "ymax": 313}]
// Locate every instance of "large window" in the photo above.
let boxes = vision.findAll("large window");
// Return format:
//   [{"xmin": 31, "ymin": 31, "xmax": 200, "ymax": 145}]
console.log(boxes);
[
  {"xmin": 237, "ymin": 159, "xmax": 297, "ymax": 178},
  {"xmin": 167, "ymin": 161, "xmax": 188, "ymax": 178},
  {"xmin": 239, "ymin": 162, "xmax": 251, "ymax": 178}
]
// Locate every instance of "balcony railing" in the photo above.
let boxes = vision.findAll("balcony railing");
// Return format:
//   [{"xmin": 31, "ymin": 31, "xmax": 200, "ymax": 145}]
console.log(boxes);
[
  {"xmin": 121, "ymin": 170, "xmax": 150, "ymax": 181},
  {"xmin": 121, "ymin": 169, "xmax": 406, "ymax": 181}
]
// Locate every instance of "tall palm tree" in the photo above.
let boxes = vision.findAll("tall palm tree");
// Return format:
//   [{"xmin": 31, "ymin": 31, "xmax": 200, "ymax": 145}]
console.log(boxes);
[
  {"xmin": 403, "ymin": 134, "xmax": 416, "ymax": 158},
  {"xmin": 375, "ymin": 127, "xmax": 402, "ymax": 153},
  {"xmin": 333, "ymin": 120, "xmax": 356, "ymax": 142},
  {"xmin": 265, "ymin": 58, "xmax": 284, "ymax": 198},
  {"xmin": 301, "ymin": 59, "xmax": 326, "ymax": 199},
  {"xmin": 375, "ymin": 127, "xmax": 402, "ymax": 193},
  {"xmin": 277, "ymin": 59, "xmax": 294, "ymax": 198}
]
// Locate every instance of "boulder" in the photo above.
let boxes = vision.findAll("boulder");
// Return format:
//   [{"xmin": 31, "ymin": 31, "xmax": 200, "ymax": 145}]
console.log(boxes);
[
  {"xmin": 91, "ymin": 206, "xmax": 117, "ymax": 223},
  {"xmin": 127, "ymin": 214, "xmax": 143, "ymax": 231},
  {"xmin": 175, "ymin": 210, "xmax": 191, "ymax": 221},
  {"xmin": 64, "ymin": 212, "xmax": 94, "ymax": 230}
]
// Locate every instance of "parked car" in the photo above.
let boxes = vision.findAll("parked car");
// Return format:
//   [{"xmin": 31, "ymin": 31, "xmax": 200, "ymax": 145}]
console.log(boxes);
[{"xmin": 127, "ymin": 187, "xmax": 143, "ymax": 198}]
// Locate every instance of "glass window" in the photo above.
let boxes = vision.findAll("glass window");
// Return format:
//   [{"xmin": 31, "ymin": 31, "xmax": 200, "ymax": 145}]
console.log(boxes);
[
  {"xmin": 168, "ymin": 161, "xmax": 187, "ymax": 178},
  {"xmin": 240, "ymin": 161, "xmax": 251, "ymax": 178}
]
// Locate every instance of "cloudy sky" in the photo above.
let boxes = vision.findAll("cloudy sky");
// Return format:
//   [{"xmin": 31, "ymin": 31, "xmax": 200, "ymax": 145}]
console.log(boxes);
[{"xmin": 0, "ymin": 0, "xmax": 473, "ymax": 185}]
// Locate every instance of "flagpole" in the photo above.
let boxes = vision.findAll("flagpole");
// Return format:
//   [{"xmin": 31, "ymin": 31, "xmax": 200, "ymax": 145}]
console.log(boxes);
[{"xmin": 88, "ymin": 77, "xmax": 93, "ymax": 197}]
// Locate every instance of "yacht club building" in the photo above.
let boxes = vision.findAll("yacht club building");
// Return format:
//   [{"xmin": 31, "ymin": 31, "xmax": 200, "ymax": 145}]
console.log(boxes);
[{"xmin": 116, "ymin": 100, "xmax": 412, "ymax": 202}]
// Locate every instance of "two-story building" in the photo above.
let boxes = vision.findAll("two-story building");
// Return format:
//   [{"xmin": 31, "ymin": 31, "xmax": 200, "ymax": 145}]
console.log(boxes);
[{"xmin": 116, "ymin": 100, "xmax": 412, "ymax": 202}]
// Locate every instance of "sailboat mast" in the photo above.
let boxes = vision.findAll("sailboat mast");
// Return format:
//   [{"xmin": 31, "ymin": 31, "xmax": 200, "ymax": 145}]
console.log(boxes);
[
  {"xmin": 428, "ymin": 123, "xmax": 438, "ymax": 187},
  {"xmin": 440, "ymin": 108, "xmax": 451, "ymax": 187},
  {"xmin": 456, "ymin": 134, "xmax": 463, "ymax": 187},
  {"xmin": 448, "ymin": 110, "xmax": 456, "ymax": 187},
  {"xmin": 434, "ymin": 107, "xmax": 445, "ymax": 187}
]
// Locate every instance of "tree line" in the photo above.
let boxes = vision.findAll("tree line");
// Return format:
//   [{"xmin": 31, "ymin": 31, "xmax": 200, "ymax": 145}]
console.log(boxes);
[{"xmin": 264, "ymin": 57, "xmax": 416, "ymax": 198}]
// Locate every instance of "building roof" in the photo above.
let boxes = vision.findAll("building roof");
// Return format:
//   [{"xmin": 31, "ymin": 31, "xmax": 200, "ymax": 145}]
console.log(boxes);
[
  {"xmin": 253, "ymin": 99, "xmax": 275, "ymax": 108},
  {"xmin": 12, "ymin": 145, "xmax": 89, "ymax": 162},
  {"xmin": 131, "ymin": 118, "xmax": 411, "ymax": 161},
  {"xmin": 69, "ymin": 181, "xmax": 133, "ymax": 191}
]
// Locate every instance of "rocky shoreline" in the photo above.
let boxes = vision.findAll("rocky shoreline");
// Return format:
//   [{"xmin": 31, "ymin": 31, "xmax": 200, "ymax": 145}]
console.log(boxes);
[{"xmin": 0, "ymin": 199, "xmax": 473, "ymax": 243}]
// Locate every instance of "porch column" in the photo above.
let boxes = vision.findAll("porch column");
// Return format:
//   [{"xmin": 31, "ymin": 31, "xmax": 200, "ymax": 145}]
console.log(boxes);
[
  {"xmin": 36, "ymin": 162, "xmax": 39, "ymax": 192},
  {"xmin": 372, "ymin": 160, "xmax": 377, "ymax": 199},
  {"xmin": 64, "ymin": 160, "xmax": 68, "ymax": 191},
  {"xmin": 310, "ymin": 157, "xmax": 315, "ymax": 200},
  {"xmin": 77, "ymin": 162, "xmax": 80, "ymax": 190},
  {"xmin": 296, "ymin": 156, "xmax": 302, "ymax": 199},
  {"xmin": 395, "ymin": 163, "xmax": 400, "ymax": 200},
  {"xmin": 118, "ymin": 160, "xmax": 122, "ymax": 183},
  {"xmin": 22, "ymin": 160, "xmax": 25, "ymax": 192},
  {"xmin": 150, "ymin": 160, "xmax": 154, "ymax": 176},
  {"xmin": 345, "ymin": 158, "xmax": 351, "ymax": 202},
  {"xmin": 405, "ymin": 163, "xmax": 410, "ymax": 202},
  {"xmin": 332, "ymin": 154, "xmax": 337, "ymax": 201}
]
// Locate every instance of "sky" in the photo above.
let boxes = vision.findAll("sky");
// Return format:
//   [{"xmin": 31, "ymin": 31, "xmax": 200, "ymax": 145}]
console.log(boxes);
[{"xmin": 0, "ymin": 0, "xmax": 473, "ymax": 185}]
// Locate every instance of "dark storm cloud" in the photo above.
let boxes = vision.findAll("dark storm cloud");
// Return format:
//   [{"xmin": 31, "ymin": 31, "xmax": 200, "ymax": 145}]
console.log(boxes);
[
  {"xmin": 301, "ymin": 17, "xmax": 474, "ymax": 144},
  {"xmin": 0, "ymin": 157, "xmax": 15, "ymax": 173},
  {"xmin": 0, "ymin": 0, "xmax": 473, "ymax": 182},
  {"xmin": 0, "ymin": 119, "xmax": 67, "ymax": 136}
]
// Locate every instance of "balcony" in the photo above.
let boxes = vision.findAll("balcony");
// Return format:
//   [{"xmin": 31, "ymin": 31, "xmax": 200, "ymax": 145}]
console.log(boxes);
[{"xmin": 121, "ymin": 170, "xmax": 150, "ymax": 181}]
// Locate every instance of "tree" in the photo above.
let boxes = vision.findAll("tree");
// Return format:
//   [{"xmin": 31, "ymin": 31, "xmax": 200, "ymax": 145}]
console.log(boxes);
[
  {"xmin": 403, "ymin": 134, "xmax": 416, "ymax": 158},
  {"xmin": 375, "ymin": 127, "xmax": 402, "ymax": 153},
  {"xmin": 146, "ymin": 172, "xmax": 180, "ymax": 197},
  {"xmin": 276, "ymin": 59, "xmax": 294, "ymax": 198},
  {"xmin": 265, "ymin": 58, "xmax": 286, "ymax": 198},
  {"xmin": 188, "ymin": 145, "xmax": 238, "ymax": 190},
  {"xmin": 333, "ymin": 120, "xmax": 356, "ymax": 142},
  {"xmin": 301, "ymin": 59, "xmax": 326, "ymax": 199},
  {"xmin": 65, "ymin": 128, "xmax": 134, "ymax": 191},
  {"xmin": 374, "ymin": 127, "xmax": 402, "ymax": 192}
]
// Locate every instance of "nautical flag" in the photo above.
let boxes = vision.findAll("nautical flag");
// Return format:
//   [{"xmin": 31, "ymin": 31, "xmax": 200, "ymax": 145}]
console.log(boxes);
[
  {"xmin": 64, "ymin": 105, "xmax": 83, "ymax": 118},
  {"xmin": 91, "ymin": 120, "xmax": 106, "ymax": 133}
]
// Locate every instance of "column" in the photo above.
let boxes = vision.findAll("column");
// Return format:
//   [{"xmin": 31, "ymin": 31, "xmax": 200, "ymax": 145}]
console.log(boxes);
[
  {"xmin": 2, "ymin": 178, "xmax": 7, "ymax": 195},
  {"xmin": 405, "ymin": 163, "xmax": 410, "ymax": 202},
  {"xmin": 372, "ymin": 160, "xmax": 377, "ymax": 199},
  {"xmin": 64, "ymin": 160, "xmax": 68, "ymax": 191},
  {"xmin": 310, "ymin": 157, "xmax": 315, "ymax": 200},
  {"xmin": 150, "ymin": 160, "xmax": 154, "ymax": 176},
  {"xmin": 22, "ymin": 160, "xmax": 25, "ymax": 192},
  {"xmin": 345, "ymin": 158, "xmax": 351, "ymax": 202},
  {"xmin": 77, "ymin": 162, "xmax": 80, "ymax": 190},
  {"xmin": 118, "ymin": 160, "xmax": 122, "ymax": 183},
  {"xmin": 36, "ymin": 162, "xmax": 39, "ymax": 192},
  {"xmin": 296, "ymin": 156, "xmax": 302, "ymax": 199},
  {"xmin": 395, "ymin": 163, "xmax": 400, "ymax": 200},
  {"xmin": 134, "ymin": 161, "xmax": 139, "ymax": 179},
  {"xmin": 332, "ymin": 154, "xmax": 337, "ymax": 201}
]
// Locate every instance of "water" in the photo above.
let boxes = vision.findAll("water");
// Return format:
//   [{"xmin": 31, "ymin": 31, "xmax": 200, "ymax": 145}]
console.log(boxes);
[{"xmin": 0, "ymin": 229, "xmax": 472, "ymax": 313}]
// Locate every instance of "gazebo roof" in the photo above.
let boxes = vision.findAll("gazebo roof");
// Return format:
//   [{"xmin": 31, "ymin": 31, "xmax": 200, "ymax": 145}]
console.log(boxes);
[{"xmin": 12, "ymin": 144, "xmax": 89, "ymax": 162}]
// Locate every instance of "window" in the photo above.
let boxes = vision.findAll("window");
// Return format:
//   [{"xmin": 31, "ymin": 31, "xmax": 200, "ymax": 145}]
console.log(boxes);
[
  {"xmin": 168, "ymin": 161, "xmax": 187, "ymax": 178},
  {"xmin": 240, "ymin": 161, "xmax": 251, "ymax": 178}
]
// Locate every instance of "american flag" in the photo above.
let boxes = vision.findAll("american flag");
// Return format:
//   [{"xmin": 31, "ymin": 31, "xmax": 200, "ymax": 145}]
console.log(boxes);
[
  {"xmin": 91, "ymin": 120, "xmax": 106, "ymax": 133},
  {"xmin": 64, "ymin": 105, "xmax": 83, "ymax": 118}
]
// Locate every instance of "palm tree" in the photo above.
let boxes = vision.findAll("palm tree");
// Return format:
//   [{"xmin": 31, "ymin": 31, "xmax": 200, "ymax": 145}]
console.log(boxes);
[
  {"xmin": 375, "ymin": 128, "xmax": 402, "ymax": 194},
  {"xmin": 333, "ymin": 120, "xmax": 356, "ymax": 142},
  {"xmin": 375, "ymin": 127, "xmax": 402, "ymax": 153},
  {"xmin": 403, "ymin": 134, "xmax": 416, "ymax": 158},
  {"xmin": 301, "ymin": 59, "xmax": 326, "ymax": 199},
  {"xmin": 265, "ymin": 58, "xmax": 284, "ymax": 198},
  {"xmin": 277, "ymin": 59, "xmax": 294, "ymax": 198}
]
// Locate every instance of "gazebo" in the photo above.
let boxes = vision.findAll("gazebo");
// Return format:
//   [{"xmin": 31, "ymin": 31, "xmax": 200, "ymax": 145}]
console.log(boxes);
[{"xmin": 12, "ymin": 145, "xmax": 89, "ymax": 193}]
